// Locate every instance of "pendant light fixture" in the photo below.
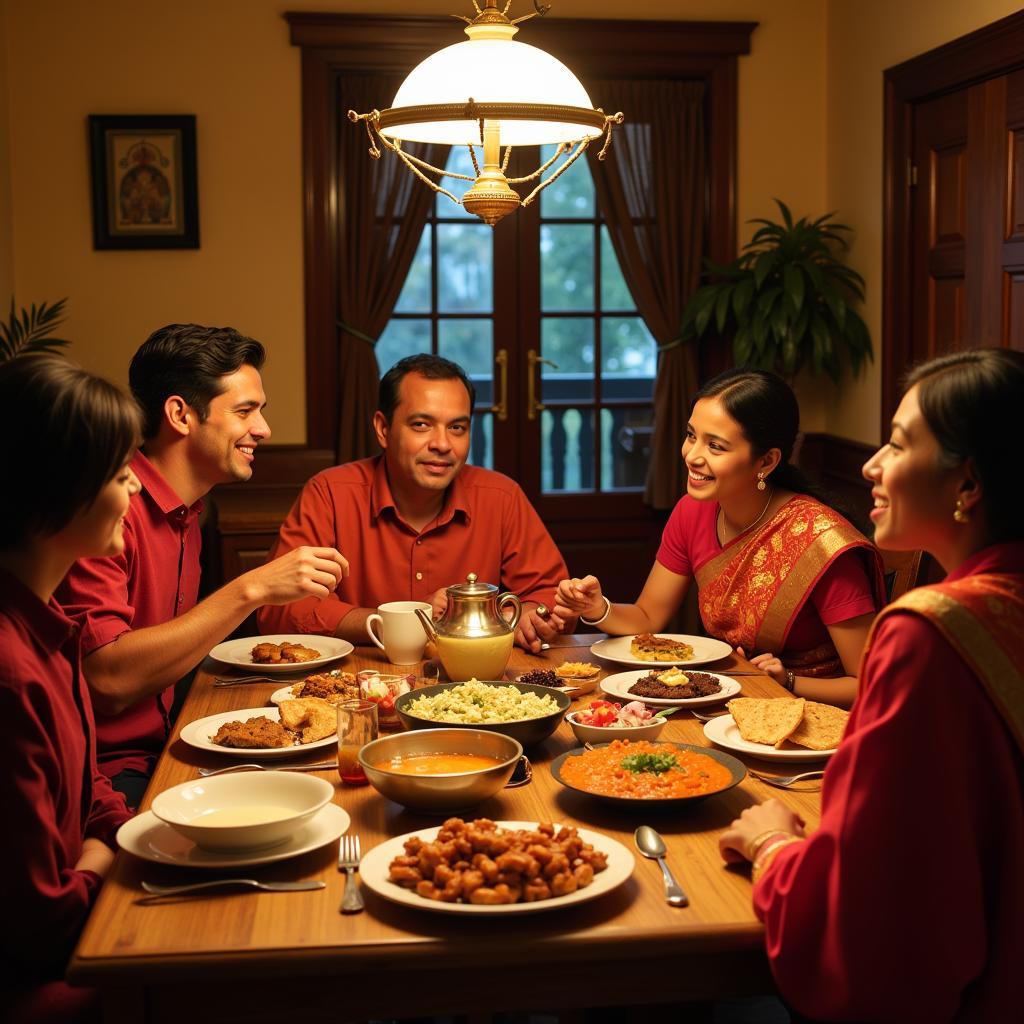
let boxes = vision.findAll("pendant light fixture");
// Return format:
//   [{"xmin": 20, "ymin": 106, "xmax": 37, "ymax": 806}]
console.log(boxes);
[{"xmin": 348, "ymin": 1, "xmax": 623, "ymax": 226}]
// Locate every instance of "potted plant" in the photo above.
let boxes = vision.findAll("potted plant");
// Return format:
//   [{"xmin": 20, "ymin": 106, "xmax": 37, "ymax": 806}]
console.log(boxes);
[
  {"xmin": 0, "ymin": 298, "xmax": 70, "ymax": 362},
  {"xmin": 681, "ymin": 200, "xmax": 871, "ymax": 382}
]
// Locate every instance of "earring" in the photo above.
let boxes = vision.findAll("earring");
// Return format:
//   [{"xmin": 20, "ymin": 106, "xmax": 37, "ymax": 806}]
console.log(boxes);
[
  {"xmin": 953, "ymin": 499, "xmax": 969, "ymax": 524},
  {"xmin": 756, "ymin": 472, "xmax": 766, "ymax": 492}
]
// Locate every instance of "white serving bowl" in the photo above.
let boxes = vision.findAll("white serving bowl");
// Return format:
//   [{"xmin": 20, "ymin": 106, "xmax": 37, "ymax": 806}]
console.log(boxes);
[
  {"xmin": 564, "ymin": 711, "xmax": 668, "ymax": 747},
  {"xmin": 151, "ymin": 771, "xmax": 334, "ymax": 852}
]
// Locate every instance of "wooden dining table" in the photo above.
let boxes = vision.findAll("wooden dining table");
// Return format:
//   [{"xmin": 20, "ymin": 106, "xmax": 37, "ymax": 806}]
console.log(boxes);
[{"xmin": 69, "ymin": 637, "xmax": 822, "ymax": 1023}]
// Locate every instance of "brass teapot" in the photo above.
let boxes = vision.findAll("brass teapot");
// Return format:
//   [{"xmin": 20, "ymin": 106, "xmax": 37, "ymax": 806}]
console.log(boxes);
[{"xmin": 415, "ymin": 573, "xmax": 522, "ymax": 681}]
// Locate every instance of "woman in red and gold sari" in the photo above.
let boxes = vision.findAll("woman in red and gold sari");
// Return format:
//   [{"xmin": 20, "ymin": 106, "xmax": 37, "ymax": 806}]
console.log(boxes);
[
  {"xmin": 720, "ymin": 349, "xmax": 1024, "ymax": 1021},
  {"xmin": 555, "ymin": 368, "xmax": 884, "ymax": 707}
]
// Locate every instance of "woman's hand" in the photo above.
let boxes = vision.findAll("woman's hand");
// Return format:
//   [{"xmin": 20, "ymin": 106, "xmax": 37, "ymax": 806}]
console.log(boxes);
[
  {"xmin": 718, "ymin": 799, "xmax": 805, "ymax": 864},
  {"xmin": 75, "ymin": 837, "xmax": 117, "ymax": 878},
  {"xmin": 554, "ymin": 575, "xmax": 606, "ymax": 621},
  {"xmin": 736, "ymin": 646, "xmax": 787, "ymax": 687}
]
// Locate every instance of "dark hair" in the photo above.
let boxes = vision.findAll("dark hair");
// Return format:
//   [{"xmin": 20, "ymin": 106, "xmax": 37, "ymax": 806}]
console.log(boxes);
[
  {"xmin": 0, "ymin": 354, "xmax": 142, "ymax": 545},
  {"xmin": 377, "ymin": 353, "xmax": 476, "ymax": 423},
  {"xmin": 129, "ymin": 324, "xmax": 266, "ymax": 439},
  {"xmin": 692, "ymin": 367, "xmax": 846, "ymax": 514},
  {"xmin": 903, "ymin": 348, "xmax": 1024, "ymax": 542}
]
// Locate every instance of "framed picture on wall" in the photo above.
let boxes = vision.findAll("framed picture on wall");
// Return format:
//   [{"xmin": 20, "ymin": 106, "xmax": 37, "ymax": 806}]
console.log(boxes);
[{"xmin": 88, "ymin": 114, "xmax": 199, "ymax": 249}]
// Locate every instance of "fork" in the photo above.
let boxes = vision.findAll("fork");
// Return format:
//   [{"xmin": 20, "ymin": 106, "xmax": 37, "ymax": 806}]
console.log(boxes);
[
  {"xmin": 139, "ymin": 879, "xmax": 325, "ymax": 899},
  {"xmin": 212, "ymin": 675, "xmax": 282, "ymax": 687},
  {"xmin": 748, "ymin": 769, "xmax": 825, "ymax": 788},
  {"xmin": 338, "ymin": 834, "xmax": 364, "ymax": 914},
  {"xmin": 691, "ymin": 709, "xmax": 728, "ymax": 722},
  {"xmin": 198, "ymin": 761, "xmax": 338, "ymax": 777}
]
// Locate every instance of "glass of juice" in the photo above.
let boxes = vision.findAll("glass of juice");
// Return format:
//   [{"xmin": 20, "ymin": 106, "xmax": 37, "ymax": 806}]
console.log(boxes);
[{"xmin": 337, "ymin": 699, "xmax": 377, "ymax": 786}]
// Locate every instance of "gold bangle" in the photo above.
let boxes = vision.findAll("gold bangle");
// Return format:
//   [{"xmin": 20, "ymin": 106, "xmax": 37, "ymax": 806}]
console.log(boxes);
[
  {"xmin": 746, "ymin": 829, "xmax": 790, "ymax": 862},
  {"xmin": 752, "ymin": 836, "xmax": 802, "ymax": 884}
]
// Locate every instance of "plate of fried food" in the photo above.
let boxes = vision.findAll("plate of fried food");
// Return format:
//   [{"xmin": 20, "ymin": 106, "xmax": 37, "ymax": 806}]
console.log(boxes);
[
  {"xmin": 360, "ymin": 817, "xmax": 633, "ymax": 915},
  {"xmin": 702, "ymin": 697, "xmax": 847, "ymax": 761},
  {"xmin": 209, "ymin": 634, "xmax": 354, "ymax": 674},
  {"xmin": 179, "ymin": 701, "xmax": 338, "ymax": 757},
  {"xmin": 600, "ymin": 668, "xmax": 740, "ymax": 707},
  {"xmin": 515, "ymin": 661, "xmax": 602, "ymax": 697},
  {"xmin": 270, "ymin": 669, "xmax": 361, "ymax": 707},
  {"xmin": 590, "ymin": 633, "xmax": 733, "ymax": 667}
]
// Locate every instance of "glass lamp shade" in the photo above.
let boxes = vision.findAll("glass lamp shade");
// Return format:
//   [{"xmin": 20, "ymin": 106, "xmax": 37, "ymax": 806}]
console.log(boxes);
[{"xmin": 380, "ymin": 38, "xmax": 602, "ymax": 146}]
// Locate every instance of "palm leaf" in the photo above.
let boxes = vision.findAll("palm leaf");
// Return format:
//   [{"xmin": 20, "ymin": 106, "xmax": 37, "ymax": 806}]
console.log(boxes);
[{"xmin": 0, "ymin": 298, "xmax": 71, "ymax": 361}]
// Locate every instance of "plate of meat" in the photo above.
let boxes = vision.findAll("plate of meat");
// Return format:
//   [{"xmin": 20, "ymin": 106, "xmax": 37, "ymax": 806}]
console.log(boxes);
[
  {"xmin": 599, "ymin": 669, "xmax": 740, "ymax": 707},
  {"xmin": 270, "ymin": 669, "xmax": 361, "ymax": 707},
  {"xmin": 179, "ymin": 705, "xmax": 338, "ymax": 757},
  {"xmin": 209, "ymin": 634, "xmax": 354, "ymax": 674}
]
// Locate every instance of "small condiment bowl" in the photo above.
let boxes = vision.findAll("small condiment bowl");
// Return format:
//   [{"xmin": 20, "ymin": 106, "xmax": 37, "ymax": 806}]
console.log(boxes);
[
  {"xmin": 150, "ymin": 771, "xmax": 333, "ymax": 852},
  {"xmin": 358, "ymin": 728, "xmax": 522, "ymax": 813},
  {"xmin": 564, "ymin": 711, "xmax": 668, "ymax": 747}
]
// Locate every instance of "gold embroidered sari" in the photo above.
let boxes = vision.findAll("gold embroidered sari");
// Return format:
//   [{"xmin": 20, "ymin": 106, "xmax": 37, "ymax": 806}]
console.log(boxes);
[
  {"xmin": 866, "ymin": 572, "xmax": 1024, "ymax": 753},
  {"xmin": 694, "ymin": 496, "xmax": 883, "ymax": 675}
]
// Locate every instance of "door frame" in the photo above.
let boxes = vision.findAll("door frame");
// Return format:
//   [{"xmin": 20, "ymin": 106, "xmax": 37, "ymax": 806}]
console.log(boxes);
[{"xmin": 882, "ymin": 8, "xmax": 1024, "ymax": 439}]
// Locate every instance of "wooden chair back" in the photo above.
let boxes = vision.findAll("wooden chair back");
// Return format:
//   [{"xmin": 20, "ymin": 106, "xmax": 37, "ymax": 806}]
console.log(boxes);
[{"xmin": 881, "ymin": 548, "xmax": 923, "ymax": 602}]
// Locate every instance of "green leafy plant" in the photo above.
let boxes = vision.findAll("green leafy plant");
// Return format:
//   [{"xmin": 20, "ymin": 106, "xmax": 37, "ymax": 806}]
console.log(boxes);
[
  {"xmin": 681, "ymin": 200, "xmax": 871, "ymax": 382},
  {"xmin": 0, "ymin": 298, "xmax": 70, "ymax": 362}
]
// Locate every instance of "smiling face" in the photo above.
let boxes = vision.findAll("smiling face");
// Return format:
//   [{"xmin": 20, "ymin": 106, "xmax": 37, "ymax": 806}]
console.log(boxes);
[
  {"xmin": 374, "ymin": 372, "xmax": 472, "ymax": 497},
  {"xmin": 681, "ymin": 397, "xmax": 774, "ymax": 504},
  {"xmin": 863, "ymin": 385, "xmax": 962, "ymax": 553},
  {"xmin": 60, "ymin": 459, "xmax": 141, "ymax": 558},
  {"xmin": 188, "ymin": 363, "xmax": 270, "ymax": 487}
]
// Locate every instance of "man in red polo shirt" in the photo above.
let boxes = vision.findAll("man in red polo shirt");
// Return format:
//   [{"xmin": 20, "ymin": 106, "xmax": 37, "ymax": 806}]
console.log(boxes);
[
  {"xmin": 258, "ymin": 354, "xmax": 570, "ymax": 651},
  {"xmin": 58, "ymin": 325, "xmax": 347, "ymax": 805}
]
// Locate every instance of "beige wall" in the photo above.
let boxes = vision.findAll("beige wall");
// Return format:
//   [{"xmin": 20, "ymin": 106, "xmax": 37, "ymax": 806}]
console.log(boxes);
[
  {"xmin": 824, "ymin": 0, "xmax": 1024, "ymax": 444},
  {"xmin": 0, "ymin": 1, "xmax": 13, "ymax": 308}
]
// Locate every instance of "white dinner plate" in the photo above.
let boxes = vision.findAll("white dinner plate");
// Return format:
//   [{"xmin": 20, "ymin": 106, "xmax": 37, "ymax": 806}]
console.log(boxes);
[
  {"xmin": 360, "ymin": 820, "xmax": 634, "ymax": 916},
  {"xmin": 590, "ymin": 634, "xmax": 733, "ymax": 668},
  {"xmin": 179, "ymin": 706, "xmax": 338, "ymax": 758},
  {"xmin": 269, "ymin": 669, "xmax": 360, "ymax": 707},
  {"xmin": 209, "ymin": 634, "xmax": 354, "ymax": 674},
  {"xmin": 600, "ymin": 670, "xmax": 741, "ymax": 708},
  {"xmin": 116, "ymin": 803, "xmax": 349, "ymax": 868},
  {"xmin": 702, "ymin": 713, "xmax": 837, "ymax": 762}
]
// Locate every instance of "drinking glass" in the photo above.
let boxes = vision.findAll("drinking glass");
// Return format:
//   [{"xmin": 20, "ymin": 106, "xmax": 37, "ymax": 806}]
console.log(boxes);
[{"xmin": 337, "ymin": 700, "xmax": 378, "ymax": 786}]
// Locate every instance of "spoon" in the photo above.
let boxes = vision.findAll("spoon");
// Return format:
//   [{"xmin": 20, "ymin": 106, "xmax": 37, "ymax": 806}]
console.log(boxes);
[
  {"xmin": 198, "ymin": 761, "xmax": 338, "ymax": 777},
  {"xmin": 634, "ymin": 825, "xmax": 688, "ymax": 907}
]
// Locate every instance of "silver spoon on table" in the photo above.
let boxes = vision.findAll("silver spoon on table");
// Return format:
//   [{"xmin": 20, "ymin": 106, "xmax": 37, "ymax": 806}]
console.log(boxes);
[{"xmin": 634, "ymin": 825, "xmax": 688, "ymax": 907}]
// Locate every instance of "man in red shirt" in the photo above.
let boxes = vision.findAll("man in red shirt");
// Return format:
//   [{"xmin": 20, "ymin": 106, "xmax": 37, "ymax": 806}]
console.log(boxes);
[
  {"xmin": 259, "ymin": 354, "xmax": 570, "ymax": 651},
  {"xmin": 58, "ymin": 325, "xmax": 347, "ymax": 805}
]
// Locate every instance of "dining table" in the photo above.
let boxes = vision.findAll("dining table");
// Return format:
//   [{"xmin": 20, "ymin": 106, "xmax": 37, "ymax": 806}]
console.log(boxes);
[{"xmin": 69, "ymin": 636, "xmax": 823, "ymax": 1023}]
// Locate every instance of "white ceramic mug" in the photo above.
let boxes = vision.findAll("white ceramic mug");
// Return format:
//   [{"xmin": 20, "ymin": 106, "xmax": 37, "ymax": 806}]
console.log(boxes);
[{"xmin": 365, "ymin": 601, "xmax": 432, "ymax": 665}]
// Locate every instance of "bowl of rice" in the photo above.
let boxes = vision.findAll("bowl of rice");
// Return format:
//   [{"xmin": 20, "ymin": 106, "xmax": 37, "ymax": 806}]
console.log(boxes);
[{"xmin": 394, "ymin": 679, "xmax": 570, "ymax": 747}]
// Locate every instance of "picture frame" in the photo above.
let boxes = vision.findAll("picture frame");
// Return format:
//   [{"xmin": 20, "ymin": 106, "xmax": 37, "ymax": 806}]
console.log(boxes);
[{"xmin": 88, "ymin": 114, "xmax": 199, "ymax": 250}]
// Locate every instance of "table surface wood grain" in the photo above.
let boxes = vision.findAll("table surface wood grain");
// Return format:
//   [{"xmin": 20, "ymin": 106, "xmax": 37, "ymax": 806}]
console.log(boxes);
[{"xmin": 70, "ymin": 637, "xmax": 823, "ymax": 1022}]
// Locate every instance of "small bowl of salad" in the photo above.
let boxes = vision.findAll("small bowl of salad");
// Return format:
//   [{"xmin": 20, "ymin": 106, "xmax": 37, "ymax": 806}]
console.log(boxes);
[{"xmin": 565, "ymin": 699, "xmax": 670, "ymax": 746}]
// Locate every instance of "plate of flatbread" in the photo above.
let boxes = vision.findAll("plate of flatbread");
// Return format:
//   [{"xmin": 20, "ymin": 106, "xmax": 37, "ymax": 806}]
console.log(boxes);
[
  {"xmin": 701, "ymin": 697, "xmax": 847, "ymax": 761},
  {"xmin": 179, "ymin": 703, "xmax": 338, "ymax": 758}
]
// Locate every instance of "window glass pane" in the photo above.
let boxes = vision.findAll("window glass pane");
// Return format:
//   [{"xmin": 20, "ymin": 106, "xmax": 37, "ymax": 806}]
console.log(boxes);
[
  {"xmin": 394, "ymin": 225, "xmax": 431, "ymax": 313},
  {"xmin": 539, "ymin": 144, "xmax": 595, "ymax": 219},
  {"xmin": 541, "ymin": 407, "xmax": 595, "ymax": 493},
  {"xmin": 376, "ymin": 319, "xmax": 431, "ymax": 373},
  {"xmin": 541, "ymin": 224, "xmax": 594, "ymax": 311},
  {"xmin": 438, "ymin": 223, "xmax": 493, "ymax": 313},
  {"xmin": 600, "ymin": 406, "xmax": 653, "ymax": 492},
  {"xmin": 601, "ymin": 317, "xmax": 657, "ymax": 399},
  {"xmin": 468, "ymin": 411, "xmax": 494, "ymax": 470},
  {"xmin": 600, "ymin": 226, "xmax": 634, "ymax": 311},
  {"xmin": 438, "ymin": 319, "xmax": 493, "ymax": 378},
  {"xmin": 541, "ymin": 317, "xmax": 594, "ymax": 402},
  {"xmin": 436, "ymin": 146, "xmax": 478, "ymax": 219}
]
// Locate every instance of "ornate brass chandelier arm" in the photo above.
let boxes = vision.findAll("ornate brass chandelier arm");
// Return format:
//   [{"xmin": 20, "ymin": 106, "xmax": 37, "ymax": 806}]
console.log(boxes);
[
  {"xmin": 520, "ymin": 138, "xmax": 590, "ymax": 207},
  {"xmin": 347, "ymin": 109, "xmax": 383, "ymax": 159},
  {"xmin": 597, "ymin": 111, "xmax": 624, "ymax": 160},
  {"xmin": 506, "ymin": 142, "xmax": 568, "ymax": 185},
  {"xmin": 398, "ymin": 147, "xmax": 475, "ymax": 182},
  {"xmin": 377, "ymin": 102, "xmax": 608, "ymax": 135}
]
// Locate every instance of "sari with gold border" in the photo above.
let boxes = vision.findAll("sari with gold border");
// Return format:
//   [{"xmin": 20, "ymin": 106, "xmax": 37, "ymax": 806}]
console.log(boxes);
[
  {"xmin": 865, "ymin": 569, "xmax": 1024, "ymax": 751},
  {"xmin": 694, "ymin": 496, "xmax": 884, "ymax": 675}
]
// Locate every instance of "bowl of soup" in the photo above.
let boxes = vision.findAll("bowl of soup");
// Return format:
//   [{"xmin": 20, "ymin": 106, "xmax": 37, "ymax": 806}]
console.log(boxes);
[
  {"xmin": 150, "ymin": 771, "xmax": 334, "ymax": 852},
  {"xmin": 358, "ymin": 728, "xmax": 523, "ymax": 812}
]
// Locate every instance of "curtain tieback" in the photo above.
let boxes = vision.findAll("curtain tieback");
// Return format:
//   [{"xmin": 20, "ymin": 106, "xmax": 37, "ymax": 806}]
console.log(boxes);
[
  {"xmin": 337, "ymin": 320, "xmax": 377, "ymax": 347},
  {"xmin": 657, "ymin": 335, "xmax": 685, "ymax": 353}
]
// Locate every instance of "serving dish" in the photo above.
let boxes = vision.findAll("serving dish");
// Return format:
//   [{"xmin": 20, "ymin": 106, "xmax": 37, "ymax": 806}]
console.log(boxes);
[
  {"xmin": 359, "ymin": 820, "xmax": 633, "ymax": 915},
  {"xmin": 599, "ymin": 670, "xmax": 741, "ymax": 708},
  {"xmin": 550, "ymin": 741, "xmax": 746, "ymax": 807},
  {"xmin": 702, "ymin": 714, "xmax": 838, "ymax": 761},
  {"xmin": 564, "ymin": 709, "xmax": 668, "ymax": 746},
  {"xmin": 178, "ymin": 706, "xmax": 338, "ymax": 758},
  {"xmin": 209, "ymin": 634, "xmax": 354, "ymax": 674},
  {"xmin": 590, "ymin": 634, "xmax": 732, "ymax": 667},
  {"xmin": 394, "ymin": 680, "xmax": 570, "ymax": 747}
]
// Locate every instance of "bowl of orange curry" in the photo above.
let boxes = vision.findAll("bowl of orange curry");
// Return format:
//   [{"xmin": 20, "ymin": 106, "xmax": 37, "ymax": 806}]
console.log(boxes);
[
  {"xmin": 550, "ymin": 739, "xmax": 745, "ymax": 806},
  {"xmin": 359, "ymin": 728, "xmax": 523, "ymax": 813}
]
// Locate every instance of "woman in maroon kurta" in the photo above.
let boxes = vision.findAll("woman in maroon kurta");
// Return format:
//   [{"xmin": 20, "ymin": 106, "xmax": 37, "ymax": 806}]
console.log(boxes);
[
  {"xmin": 0, "ymin": 355, "xmax": 142, "ymax": 1022},
  {"xmin": 720, "ymin": 349, "xmax": 1024, "ymax": 1022}
]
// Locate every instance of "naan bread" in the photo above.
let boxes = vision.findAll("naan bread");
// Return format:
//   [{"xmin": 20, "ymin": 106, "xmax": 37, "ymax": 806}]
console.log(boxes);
[
  {"xmin": 727, "ymin": 697, "xmax": 805, "ymax": 747},
  {"xmin": 786, "ymin": 700, "xmax": 848, "ymax": 751},
  {"xmin": 278, "ymin": 697, "xmax": 336, "ymax": 743}
]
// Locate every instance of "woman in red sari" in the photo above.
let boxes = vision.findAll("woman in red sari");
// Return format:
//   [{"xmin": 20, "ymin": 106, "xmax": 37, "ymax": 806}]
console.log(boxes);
[
  {"xmin": 0, "ymin": 355, "xmax": 142, "ymax": 1022},
  {"xmin": 719, "ymin": 349, "xmax": 1024, "ymax": 1022},
  {"xmin": 555, "ymin": 369, "xmax": 884, "ymax": 707}
]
